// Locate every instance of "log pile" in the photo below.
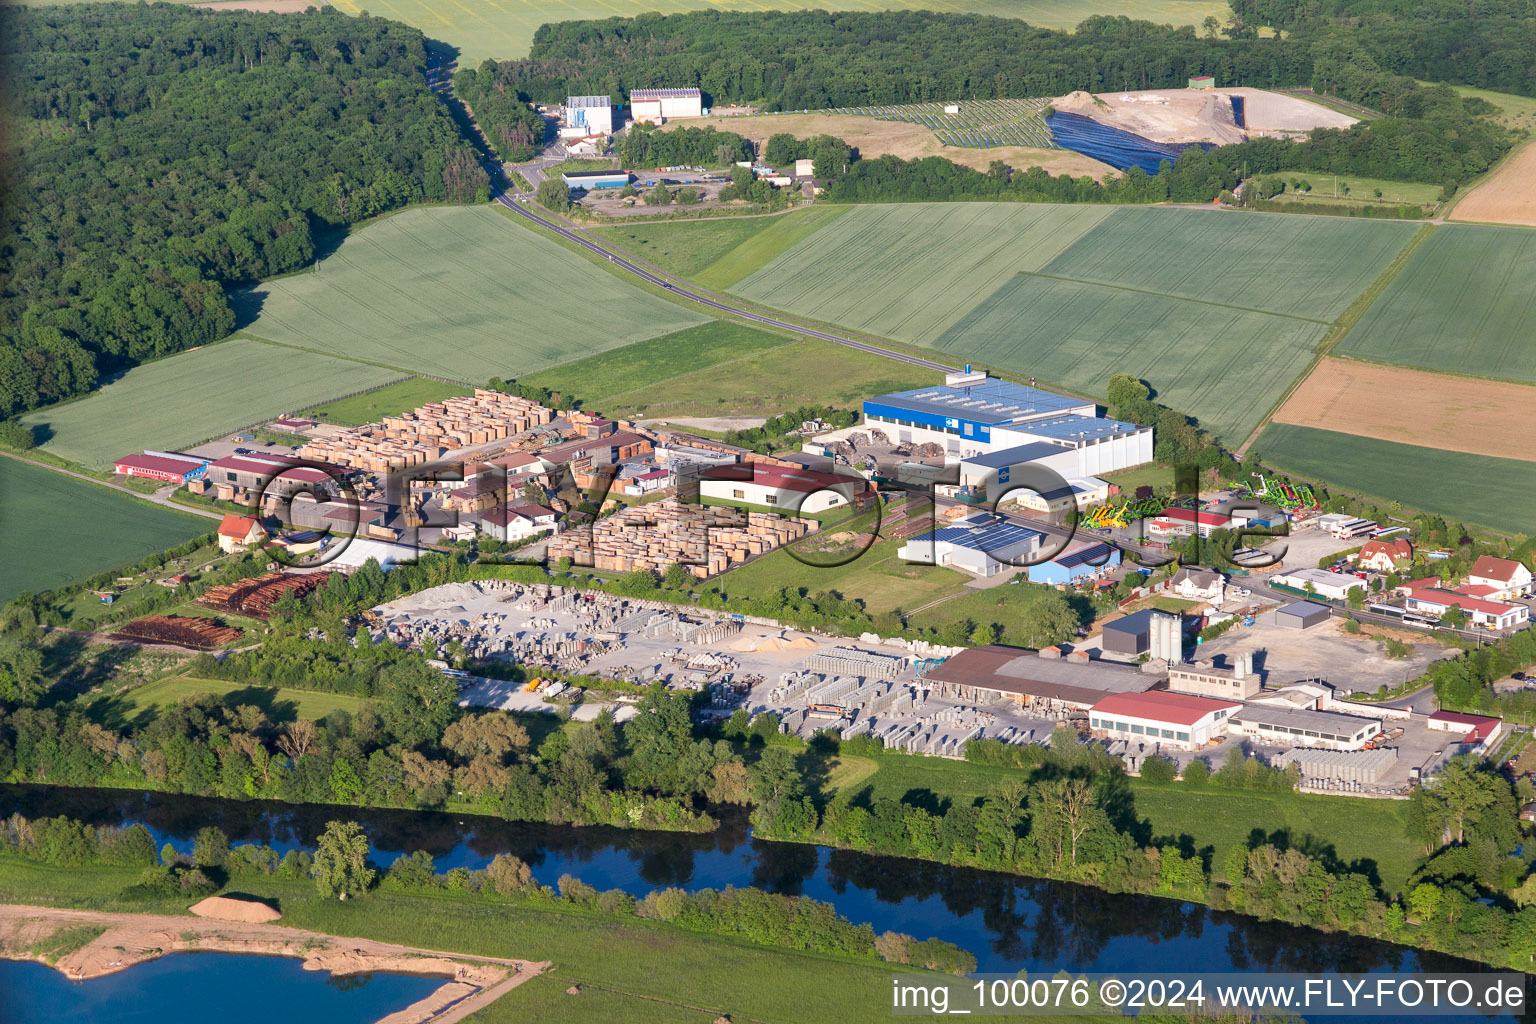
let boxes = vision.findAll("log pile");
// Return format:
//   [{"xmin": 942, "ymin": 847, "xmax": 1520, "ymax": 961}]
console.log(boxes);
[
  {"xmin": 545, "ymin": 499, "xmax": 814, "ymax": 578},
  {"xmin": 112, "ymin": 615, "xmax": 244, "ymax": 649},
  {"xmin": 300, "ymin": 389, "xmax": 553, "ymax": 471},
  {"xmin": 198, "ymin": 572, "xmax": 332, "ymax": 618}
]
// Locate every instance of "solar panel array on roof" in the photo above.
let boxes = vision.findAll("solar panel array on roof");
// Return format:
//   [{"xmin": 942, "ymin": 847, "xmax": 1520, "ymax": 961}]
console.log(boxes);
[
  {"xmin": 566, "ymin": 95, "xmax": 611, "ymax": 108},
  {"xmin": 630, "ymin": 88, "xmax": 702, "ymax": 100},
  {"xmin": 1009, "ymin": 414, "xmax": 1140, "ymax": 442},
  {"xmin": 871, "ymin": 380, "xmax": 1085, "ymax": 426},
  {"xmin": 912, "ymin": 514, "xmax": 1040, "ymax": 553}
]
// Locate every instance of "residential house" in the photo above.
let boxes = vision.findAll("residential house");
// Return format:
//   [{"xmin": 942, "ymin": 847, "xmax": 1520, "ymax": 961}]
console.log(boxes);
[
  {"xmin": 1466, "ymin": 555, "xmax": 1534, "ymax": 601},
  {"xmin": 1356, "ymin": 538, "xmax": 1412, "ymax": 573},
  {"xmin": 217, "ymin": 515, "xmax": 266, "ymax": 553}
]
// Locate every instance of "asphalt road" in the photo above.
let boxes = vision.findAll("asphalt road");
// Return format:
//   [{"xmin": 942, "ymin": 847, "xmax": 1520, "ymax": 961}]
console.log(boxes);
[{"xmin": 491, "ymin": 188, "xmax": 959, "ymax": 373}]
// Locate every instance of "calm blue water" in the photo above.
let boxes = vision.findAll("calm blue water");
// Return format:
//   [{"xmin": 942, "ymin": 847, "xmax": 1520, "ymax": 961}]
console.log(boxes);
[
  {"xmin": 1046, "ymin": 111, "xmax": 1216, "ymax": 174},
  {"xmin": 0, "ymin": 952, "xmax": 442, "ymax": 1024},
  {"xmin": 0, "ymin": 784, "xmax": 1499, "ymax": 987}
]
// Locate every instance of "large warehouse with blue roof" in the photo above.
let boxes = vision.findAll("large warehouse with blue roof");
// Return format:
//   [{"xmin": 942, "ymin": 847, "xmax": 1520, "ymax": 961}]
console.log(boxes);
[{"xmin": 861, "ymin": 369, "xmax": 1153, "ymax": 503}]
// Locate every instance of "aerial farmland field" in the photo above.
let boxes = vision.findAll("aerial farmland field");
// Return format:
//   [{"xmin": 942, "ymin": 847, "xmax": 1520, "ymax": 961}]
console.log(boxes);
[
  {"xmin": 1258, "ymin": 423, "xmax": 1536, "ymax": 536},
  {"xmin": 932, "ymin": 274, "xmax": 1326, "ymax": 442},
  {"xmin": 317, "ymin": 0, "xmax": 1229, "ymax": 63},
  {"xmin": 592, "ymin": 206, "xmax": 850, "ymax": 290},
  {"xmin": 732, "ymin": 203, "xmax": 1115, "ymax": 343},
  {"xmin": 0, "ymin": 458, "xmax": 209, "ymax": 605},
  {"xmin": 20, "ymin": 338, "xmax": 403, "ymax": 470},
  {"xmin": 237, "ymin": 206, "xmax": 707, "ymax": 384},
  {"xmin": 1335, "ymin": 224, "xmax": 1536, "ymax": 382}
]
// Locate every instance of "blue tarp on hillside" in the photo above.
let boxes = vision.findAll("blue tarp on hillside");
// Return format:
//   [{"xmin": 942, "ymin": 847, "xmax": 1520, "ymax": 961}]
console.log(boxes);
[{"xmin": 1046, "ymin": 111, "xmax": 1216, "ymax": 174}]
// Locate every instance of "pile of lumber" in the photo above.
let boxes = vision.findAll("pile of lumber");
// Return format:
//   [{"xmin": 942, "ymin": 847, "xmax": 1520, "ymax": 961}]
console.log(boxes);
[
  {"xmin": 546, "ymin": 499, "xmax": 813, "ymax": 578},
  {"xmin": 112, "ymin": 615, "xmax": 243, "ymax": 649},
  {"xmin": 198, "ymin": 572, "xmax": 331, "ymax": 618},
  {"xmin": 301, "ymin": 389, "xmax": 554, "ymax": 471}
]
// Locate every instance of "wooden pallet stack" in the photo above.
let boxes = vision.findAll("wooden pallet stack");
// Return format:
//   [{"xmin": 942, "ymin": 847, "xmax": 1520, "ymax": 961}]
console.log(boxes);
[
  {"xmin": 301, "ymin": 390, "xmax": 553, "ymax": 471},
  {"xmin": 546, "ymin": 500, "xmax": 815, "ymax": 578}
]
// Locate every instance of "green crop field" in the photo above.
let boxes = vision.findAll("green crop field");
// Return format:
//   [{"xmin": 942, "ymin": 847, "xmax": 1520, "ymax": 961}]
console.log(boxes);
[
  {"xmin": 734, "ymin": 203, "xmax": 1115, "ymax": 342},
  {"xmin": 91, "ymin": 676, "xmax": 369, "ymax": 731},
  {"xmin": 931, "ymin": 274, "xmax": 1326, "ymax": 442},
  {"xmin": 0, "ymin": 458, "xmax": 209, "ymax": 605},
  {"xmin": 318, "ymin": 0, "xmax": 1228, "ymax": 63},
  {"xmin": 302, "ymin": 377, "xmax": 472, "ymax": 426},
  {"xmin": 548, "ymin": 334, "xmax": 940, "ymax": 419},
  {"xmin": 592, "ymin": 206, "xmax": 849, "ymax": 290},
  {"xmin": 1258, "ymin": 423, "xmax": 1536, "ymax": 536},
  {"xmin": 19, "ymin": 337, "xmax": 402, "ymax": 470},
  {"xmin": 518, "ymin": 321, "xmax": 791, "ymax": 407},
  {"xmin": 1037, "ymin": 207, "xmax": 1420, "ymax": 322},
  {"xmin": 237, "ymin": 206, "xmax": 707, "ymax": 383},
  {"xmin": 1335, "ymin": 224, "xmax": 1536, "ymax": 383}
]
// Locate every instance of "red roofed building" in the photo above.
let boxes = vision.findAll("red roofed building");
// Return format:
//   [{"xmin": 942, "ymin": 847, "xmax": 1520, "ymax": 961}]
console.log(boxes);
[
  {"xmin": 216, "ymin": 515, "xmax": 266, "ymax": 553},
  {"xmin": 1147, "ymin": 507, "xmax": 1234, "ymax": 539},
  {"xmin": 1357, "ymin": 538, "xmax": 1412, "ymax": 572},
  {"xmin": 698, "ymin": 462, "xmax": 872, "ymax": 514},
  {"xmin": 1428, "ymin": 709, "xmax": 1503, "ymax": 748},
  {"xmin": 113, "ymin": 452, "xmax": 206, "ymax": 484},
  {"xmin": 207, "ymin": 454, "xmax": 331, "ymax": 498},
  {"xmin": 1466, "ymin": 555, "xmax": 1534, "ymax": 600},
  {"xmin": 480, "ymin": 503, "xmax": 558, "ymax": 542},
  {"xmin": 1405, "ymin": 588, "xmax": 1529, "ymax": 630},
  {"xmin": 1088, "ymin": 691, "xmax": 1241, "ymax": 749}
]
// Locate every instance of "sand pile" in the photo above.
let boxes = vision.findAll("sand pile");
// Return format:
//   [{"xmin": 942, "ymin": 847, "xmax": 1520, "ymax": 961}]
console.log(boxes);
[
  {"xmin": 788, "ymin": 636, "xmax": 817, "ymax": 650},
  {"xmin": 188, "ymin": 896, "xmax": 281, "ymax": 923},
  {"xmin": 1051, "ymin": 89, "xmax": 1246, "ymax": 145}
]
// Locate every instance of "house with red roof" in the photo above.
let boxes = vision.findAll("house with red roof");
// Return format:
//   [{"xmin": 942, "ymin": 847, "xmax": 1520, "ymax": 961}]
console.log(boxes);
[
  {"xmin": 1466, "ymin": 555, "xmax": 1533, "ymax": 601},
  {"xmin": 1428, "ymin": 709, "xmax": 1503, "ymax": 751},
  {"xmin": 479, "ymin": 504, "xmax": 558, "ymax": 543},
  {"xmin": 1405, "ymin": 588, "xmax": 1529, "ymax": 630},
  {"xmin": 1356, "ymin": 538, "xmax": 1412, "ymax": 573},
  {"xmin": 216, "ymin": 515, "xmax": 266, "ymax": 553},
  {"xmin": 1088, "ymin": 691, "xmax": 1241, "ymax": 749}
]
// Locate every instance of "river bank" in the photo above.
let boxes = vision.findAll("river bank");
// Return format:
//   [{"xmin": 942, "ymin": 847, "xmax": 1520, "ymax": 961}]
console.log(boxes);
[{"xmin": 0, "ymin": 903, "xmax": 547, "ymax": 1024}]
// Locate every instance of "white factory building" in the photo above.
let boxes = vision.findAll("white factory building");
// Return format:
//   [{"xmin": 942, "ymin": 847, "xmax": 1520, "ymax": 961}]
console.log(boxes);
[
  {"xmin": 1088, "ymin": 691, "xmax": 1240, "ymax": 750},
  {"xmin": 897, "ymin": 512, "xmax": 1041, "ymax": 577},
  {"xmin": 1270, "ymin": 567, "xmax": 1367, "ymax": 602},
  {"xmin": 563, "ymin": 95, "xmax": 614, "ymax": 136},
  {"xmin": 629, "ymin": 87, "xmax": 703, "ymax": 122},
  {"xmin": 860, "ymin": 370, "xmax": 1153, "ymax": 503},
  {"xmin": 697, "ymin": 462, "xmax": 864, "ymax": 514}
]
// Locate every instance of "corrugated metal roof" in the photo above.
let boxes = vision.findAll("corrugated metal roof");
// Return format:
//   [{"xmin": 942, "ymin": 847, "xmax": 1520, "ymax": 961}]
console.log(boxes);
[
  {"xmin": 566, "ymin": 95, "xmax": 611, "ymax": 107},
  {"xmin": 630, "ymin": 88, "xmax": 701, "ymax": 100}
]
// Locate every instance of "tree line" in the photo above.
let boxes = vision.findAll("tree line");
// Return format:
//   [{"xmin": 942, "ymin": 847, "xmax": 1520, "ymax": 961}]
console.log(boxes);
[{"xmin": 1, "ymin": 4, "xmax": 490, "ymax": 420}]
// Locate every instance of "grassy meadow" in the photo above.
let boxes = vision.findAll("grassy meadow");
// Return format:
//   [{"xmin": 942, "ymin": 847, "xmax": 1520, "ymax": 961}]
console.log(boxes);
[
  {"xmin": 19, "ymin": 338, "xmax": 402, "ymax": 469},
  {"xmin": 0, "ymin": 458, "xmax": 209, "ymax": 605},
  {"xmin": 592, "ymin": 206, "xmax": 850, "ymax": 290},
  {"xmin": 89, "ymin": 677, "xmax": 370, "ymax": 731},
  {"xmin": 716, "ymin": 537, "xmax": 971, "ymax": 616},
  {"xmin": 733, "ymin": 203, "xmax": 1114, "ymax": 343},
  {"xmin": 1265, "ymin": 169, "xmax": 1442, "ymax": 208},
  {"xmin": 525, "ymin": 331, "xmax": 939, "ymax": 419},
  {"xmin": 1258, "ymin": 423, "xmax": 1536, "ymax": 535},
  {"xmin": 237, "ymin": 206, "xmax": 707, "ymax": 384},
  {"xmin": 1335, "ymin": 224, "xmax": 1536, "ymax": 383},
  {"xmin": 302, "ymin": 377, "xmax": 472, "ymax": 425}
]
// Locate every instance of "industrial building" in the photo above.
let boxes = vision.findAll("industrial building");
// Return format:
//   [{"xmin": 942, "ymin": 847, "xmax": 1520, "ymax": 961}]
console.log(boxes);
[
  {"xmin": 1273, "ymin": 601, "xmax": 1331, "ymax": 629},
  {"xmin": 113, "ymin": 451, "xmax": 208, "ymax": 484},
  {"xmin": 1088, "ymin": 691, "xmax": 1239, "ymax": 750},
  {"xmin": 1312, "ymin": 513, "xmax": 1378, "ymax": 539},
  {"xmin": 563, "ymin": 95, "xmax": 613, "ymax": 135},
  {"xmin": 1428, "ymin": 710, "xmax": 1502, "ymax": 750},
  {"xmin": 899, "ymin": 513, "xmax": 1042, "ymax": 577},
  {"xmin": 1229, "ymin": 703, "xmax": 1381, "ymax": 751},
  {"xmin": 924, "ymin": 644, "xmax": 1154, "ymax": 712},
  {"xmin": 1101, "ymin": 609, "xmax": 1181, "ymax": 656},
  {"xmin": 1168, "ymin": 653, "xmax": 1260, "ymax": 700},
  {"xmin": 859, "ymin": 370, "xmax": 1153, "ymax": 500},
  {"xmin": 1270, "ymin": 568, "xmax": 1366, "ymax": 602},
  {"xmin": 199, "ymin": 453, "xmax": 333, "ymax": 502},
  {"xmin": 561, "ymin": 169, "xmax": 630, "ymax": 190},
  {"xmin": 1025, "ymin": 541, "xmax": 1120, "ymax": 586},
  {"xmin": 629, "ymin": 87, "xmax": 703, "ymax": 122},
  {"xmin": 697, "ymin": 462, "xmax": 866, "ymax": 514}
]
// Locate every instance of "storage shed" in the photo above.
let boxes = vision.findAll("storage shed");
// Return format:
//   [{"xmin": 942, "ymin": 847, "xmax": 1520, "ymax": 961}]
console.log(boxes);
[
  {"xmin": 1102, "ymin": 608, "xmax": 1166, "ymax": 655},
  {"xmin": 1275, "ymin": 601, "xmax": 1331, "ymax": 629}
]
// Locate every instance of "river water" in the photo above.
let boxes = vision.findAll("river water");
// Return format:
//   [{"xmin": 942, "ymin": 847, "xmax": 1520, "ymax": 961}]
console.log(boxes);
[{"xmin": 2, "ymin": 783, "xmax": 1504, "ymax": 986}]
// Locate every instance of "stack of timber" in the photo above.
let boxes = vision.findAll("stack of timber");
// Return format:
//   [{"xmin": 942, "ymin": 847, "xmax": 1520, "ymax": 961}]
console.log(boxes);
[
  {"xmin": 546, "ymin": 499, "xmax": 814, "ymax": 578},
  {"xmin": 198, "ymin": 572, "xmax": 332, "ymax": 618},
  {"xmin": 111, "ymin": 615, "xmax": 244, "ymax": 649},
  {"xmin": 301, "ymin": 389, "xmax": 553, "ymax": 471}
]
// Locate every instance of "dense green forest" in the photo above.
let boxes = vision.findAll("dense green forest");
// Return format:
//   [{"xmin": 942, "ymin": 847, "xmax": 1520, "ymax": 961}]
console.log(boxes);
[
  {"xmin": 492, "ymin": 7, "xmax": 1535, "ymax": 111},
  {"xmin": 0, "ymin": 4, "xmax": 489, "ymax": 420},
  {"xmin": 452, "ymin": 59, "xmax": 548, "ymax": 163}
]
